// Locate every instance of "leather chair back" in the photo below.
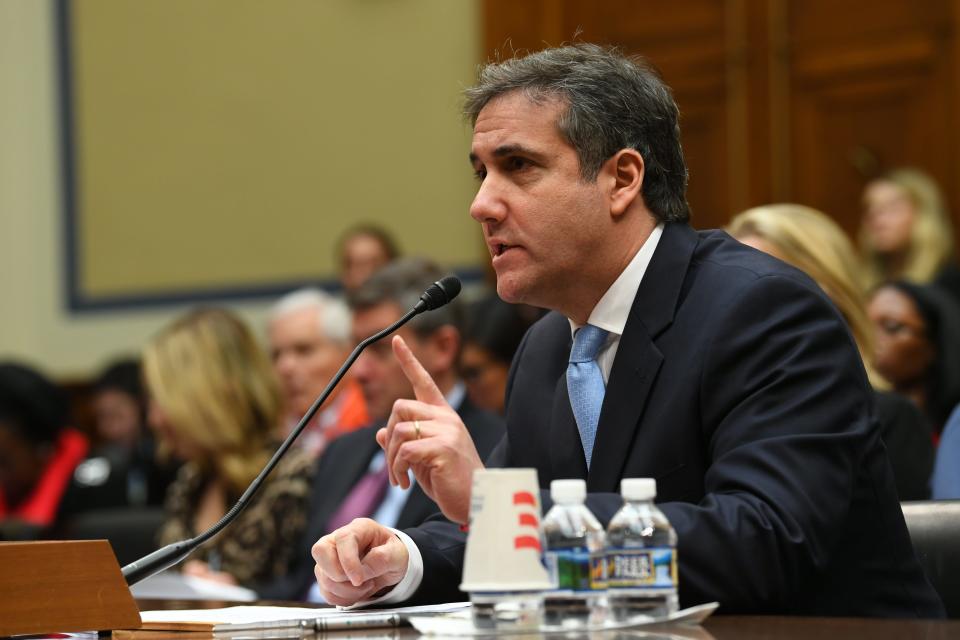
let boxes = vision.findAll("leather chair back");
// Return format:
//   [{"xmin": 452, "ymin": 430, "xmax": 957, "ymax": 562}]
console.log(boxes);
[
  {"xmin": 64, "ymin": 507, "xmax": 167, "ymax": 566},
  {"xmin": 902, "ymin": 500, "xmax": 960, "ymax": 617}
]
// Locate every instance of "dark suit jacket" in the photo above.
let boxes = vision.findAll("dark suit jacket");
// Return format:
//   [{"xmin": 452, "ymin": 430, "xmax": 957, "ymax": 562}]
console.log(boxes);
[
  {"xmin": 258, "ymin": 396, "xmax": 504, "ymax": 600},
  {"xmin": 405, "ymin": 223, "xmax": 944, "ymax": 617}
]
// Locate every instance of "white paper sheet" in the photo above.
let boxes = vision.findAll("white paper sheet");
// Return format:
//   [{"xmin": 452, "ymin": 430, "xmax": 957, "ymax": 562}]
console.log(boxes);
[{"xmin": 130, "ymin": 570, "xmax": 258, "ymax": 601}]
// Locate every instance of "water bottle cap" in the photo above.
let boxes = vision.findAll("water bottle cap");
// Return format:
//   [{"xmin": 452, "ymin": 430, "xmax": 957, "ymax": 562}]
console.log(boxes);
[
  {"xmin": 621, "ymin": 477, "xmax": 656, "ymax": 500},
  {"xmin": 550, "ymin": 479, "xmax": 586, "ymax": 503}
]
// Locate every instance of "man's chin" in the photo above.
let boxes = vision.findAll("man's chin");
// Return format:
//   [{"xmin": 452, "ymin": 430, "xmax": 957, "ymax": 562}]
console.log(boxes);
[{"xmin": 495, "ymin": 275, "xmax": 530, "ymax": 305}]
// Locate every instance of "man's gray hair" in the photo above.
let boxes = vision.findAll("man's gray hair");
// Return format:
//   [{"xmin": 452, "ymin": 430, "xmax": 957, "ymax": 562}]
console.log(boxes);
[
  {"xmin": 347, "ymin": 257, "xmax": 463, "ymax": 337},
  {"xmin": 269, "ymin": 288, "xmax": 351, "ymax": 346},
  {"xmin": 464, "ymin": 43, "xmax": 690, "ymax": 223}
]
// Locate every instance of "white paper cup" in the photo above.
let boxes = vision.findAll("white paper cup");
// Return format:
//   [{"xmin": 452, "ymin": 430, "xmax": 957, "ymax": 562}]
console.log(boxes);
[{"xmin": 459, "ymin": 468, "xmax": 553, "ymax": 593}]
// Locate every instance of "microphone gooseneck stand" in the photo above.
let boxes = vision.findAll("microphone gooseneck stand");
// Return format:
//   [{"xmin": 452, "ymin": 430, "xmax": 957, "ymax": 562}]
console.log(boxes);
[{"xmin": 121, "ymin": 276, "xmax": 461, "ymax": 586}]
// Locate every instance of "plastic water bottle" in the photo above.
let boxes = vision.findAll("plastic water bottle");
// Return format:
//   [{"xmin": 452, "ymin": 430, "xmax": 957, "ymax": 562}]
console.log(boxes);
[
  {"xmin": 542, "ymin": 479, "xmax": 607, "ymax": 629},
  {"xmin": 606, "ymin": 478, "xmax": 678, "ymax": 621}
]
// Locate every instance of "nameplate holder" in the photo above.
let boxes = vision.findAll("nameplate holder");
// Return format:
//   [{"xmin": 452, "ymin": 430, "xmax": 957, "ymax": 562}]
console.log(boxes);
[{"xmin": 0, "ymin": 540, "xmax": 141, "ymax": 635}]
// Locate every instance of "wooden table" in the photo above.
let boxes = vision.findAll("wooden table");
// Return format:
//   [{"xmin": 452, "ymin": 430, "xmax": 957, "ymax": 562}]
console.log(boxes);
[
  {"xmin": 703, "ymin": 615, "xmax": 960, "ymax": 639},
  {"xmin": 125, "ymin": 600, "xmax": 960, "ymax": 639}
]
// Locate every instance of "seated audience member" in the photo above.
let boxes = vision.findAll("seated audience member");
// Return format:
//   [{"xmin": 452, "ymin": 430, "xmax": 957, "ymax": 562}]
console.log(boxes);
[
  {"xmin": 868, "ymin": 282, "xmax": 960, "ymax": 436},
  {"xmin": 268, "ymin": 289, "xmax": 368, "ymax": 457},
  {"xmin": 60, "ymin": 358, "xmax": 178, "ymax": 517},
  {"xmin": 729, "ymin": 204, "xmax": 935, "ymax": 499},
  {"xmin": 258, "ymin": 258, "xmax": 504, "ymax": 601},
  {"xmin": 931, "ymin": 404, "xmax": 960, "ymax": 498},
  {"xmin": 460, "ymin": 295, "xmax": 537, "ymax": 415},
  {"xmin": 144, "ymin": 308, "xmax": 314, "ymax": 589},
  {"xmin": 0, "ymin": 362, "xmax": 88, "ymax": 540},
  {"xmin": 860, "ymin": 168, "xmax": 960, "ymax": 304},
  {"xmin": 337, "ymin": 223, "xmax": 400, "ymax": 294},
  {"xmin": 91, "ymin": 359, "xmax": 146, "ymax": 450},
  {"xmin": 312, "ymin": 44, "xmax": 942, "ymax": 617}
]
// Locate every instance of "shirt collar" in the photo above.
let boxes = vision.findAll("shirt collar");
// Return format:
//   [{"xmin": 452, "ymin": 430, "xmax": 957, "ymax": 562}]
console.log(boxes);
[
  {"xmin": 569, "ymin": 222, "xmax": 664, "ymax": 339},
  {"xmin": 445, "ymin": 381, "xmax": 466, "ymax": 412}
]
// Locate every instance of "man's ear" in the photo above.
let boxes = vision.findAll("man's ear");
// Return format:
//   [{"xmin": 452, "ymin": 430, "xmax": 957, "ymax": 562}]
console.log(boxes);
[{"xmin": 604, "ymin": 149, "xmax": 645, "ymax": 218}]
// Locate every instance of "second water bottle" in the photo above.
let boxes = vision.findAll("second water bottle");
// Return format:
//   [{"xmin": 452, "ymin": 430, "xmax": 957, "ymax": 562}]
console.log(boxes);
[{"xmin": 542, "ymin": 479, "xmax": 607, "ymax": 629}]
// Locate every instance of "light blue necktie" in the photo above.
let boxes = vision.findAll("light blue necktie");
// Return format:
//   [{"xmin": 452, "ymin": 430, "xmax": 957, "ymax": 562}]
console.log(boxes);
[{"xmin": 567, "ymin": 324, "xmax": 609, "ymax": 469}]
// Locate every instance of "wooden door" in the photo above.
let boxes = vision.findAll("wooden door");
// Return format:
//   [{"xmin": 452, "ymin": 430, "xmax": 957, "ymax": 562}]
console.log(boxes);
[{"xmin": 480, "ymin": 0, "xmax": 960, "ymax": 242}]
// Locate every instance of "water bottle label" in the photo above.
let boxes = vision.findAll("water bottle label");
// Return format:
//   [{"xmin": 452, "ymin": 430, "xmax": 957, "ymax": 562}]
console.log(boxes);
[
  {"xmin": 544, "ymin": 549, "xmax": 606, "ymax": 592},
  {"xmin": 606, "ymin": 547, "xmax": 677, "ymax": 589}
]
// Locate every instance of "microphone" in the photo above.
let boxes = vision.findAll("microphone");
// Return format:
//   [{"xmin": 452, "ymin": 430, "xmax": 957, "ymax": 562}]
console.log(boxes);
[
  {"xmin": 121, "ymin": 275, "xmax": 462, "ymax": 586},
  {"xmin": 415, "ymin": 275, "xmax": 461, "ymax": 312}
]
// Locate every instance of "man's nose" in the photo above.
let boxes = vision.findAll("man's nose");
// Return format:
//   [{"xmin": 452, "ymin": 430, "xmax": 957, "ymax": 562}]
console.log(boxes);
[
  {"xmin": 469, "ymin": 176, "xmax": 507, "ymax": 224},
  {"xmin": 274, "ymin": 352, "xmax": 296, "ymax": 376}
]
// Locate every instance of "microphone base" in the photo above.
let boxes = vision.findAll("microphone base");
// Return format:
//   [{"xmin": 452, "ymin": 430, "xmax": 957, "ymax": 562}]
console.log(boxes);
[{"xmin": 122, "ymin": 539, "xmax": 196, "ymax": 586}]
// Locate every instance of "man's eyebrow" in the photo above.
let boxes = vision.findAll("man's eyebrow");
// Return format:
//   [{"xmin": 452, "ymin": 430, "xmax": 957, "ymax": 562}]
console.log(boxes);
[{"xmin": 468, "ymin": 144, "xmax": 546, "ymax": 164}]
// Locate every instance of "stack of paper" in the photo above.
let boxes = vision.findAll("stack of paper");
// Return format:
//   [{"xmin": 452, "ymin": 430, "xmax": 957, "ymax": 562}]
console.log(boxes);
[{"xmin": 135, "ymin": 602, "xmax": 471, "ymax": 634}]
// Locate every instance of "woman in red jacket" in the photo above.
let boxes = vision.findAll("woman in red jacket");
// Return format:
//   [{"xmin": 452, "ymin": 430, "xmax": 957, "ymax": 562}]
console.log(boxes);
[{"xmin": 0, "ymin": 362, "xmax": 88, "ymax": 539}]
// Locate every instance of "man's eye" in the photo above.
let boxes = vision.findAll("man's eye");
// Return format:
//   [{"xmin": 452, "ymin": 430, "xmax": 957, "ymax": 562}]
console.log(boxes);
[
  {"xmin": 295, "ymin": 344, "xmax": 315, "ymax": 356},
  {"xmin": 506, "ymin": 157, "xmax": 529, "ymax": 171},
  {"xmin": 474, "ymin": 167, "xmax": 487, "ymax": 182}
]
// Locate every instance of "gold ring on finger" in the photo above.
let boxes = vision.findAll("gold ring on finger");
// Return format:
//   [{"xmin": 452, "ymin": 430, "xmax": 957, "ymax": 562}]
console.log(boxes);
[{"xmin": 414, "ymin": 420, "xmax": 422, "ymax": 440}]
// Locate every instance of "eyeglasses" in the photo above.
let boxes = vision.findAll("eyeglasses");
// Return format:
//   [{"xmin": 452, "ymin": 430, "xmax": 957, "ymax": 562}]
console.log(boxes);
[{"xmin": 876, "ymin": 319, "xmax": 926, "ymax": 339}]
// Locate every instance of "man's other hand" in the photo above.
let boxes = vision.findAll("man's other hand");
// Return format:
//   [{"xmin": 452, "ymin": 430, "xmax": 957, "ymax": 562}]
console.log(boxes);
[
  {"xmin": 377, "ymin": 335, "xmax": 484, "ymax": 524},
  {"xmin": 312, "ymin": 518, "xmax": 409, "ymax": 606}
]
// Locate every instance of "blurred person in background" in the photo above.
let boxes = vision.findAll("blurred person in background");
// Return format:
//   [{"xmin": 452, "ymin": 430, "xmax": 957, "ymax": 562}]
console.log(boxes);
[
  {"xmin": 259, "ymin": 258, "xmax": 504, "ymax": 602},
  {"xmin": 60, "ymin": 358, "xmax": 178, "ymax": 517},
  {"xmin": 144, "ymin": 308, "xmax": 314, "ymax": 589},
  {"xmin": 91, "ymin": 359, "xmax": 145, "ymax": 450},
  {"xmin": 729, "ymin": 204, "xmax": 935, "ymax": 499},
  {"xmin": 459, "ymin": 295, "xmax": 536, "ymax": 415},
  {"xmin": 859, "ymin": 168, "xmax": 960, "ymax": 304},
  {"xmin": 268, "ymin": 289, "xmax": 368, "ymax": 457},
  {"xmin": 868, "ymin": 281, "xmax": 960, "ymax": 437},
  {"xmin": 0, "ymin": 362, "xmax": 88, "ymax": 540},
  {"xmin": 337, "ymin": 223, "xmax": 400, "ymax": 294}
]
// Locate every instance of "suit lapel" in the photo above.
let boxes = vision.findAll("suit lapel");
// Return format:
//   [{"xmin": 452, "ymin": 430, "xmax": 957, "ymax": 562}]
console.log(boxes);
[
  {"xmin": 306, "ymin": 427, "xmax": 381, "ymax": 538},
  {"xmin": 588, "ymin": 324, "xmax": 663, "ymax": 491},
  {"xmin": 588, "ymin": 223, "xmax": 699, "ymax": 492}
]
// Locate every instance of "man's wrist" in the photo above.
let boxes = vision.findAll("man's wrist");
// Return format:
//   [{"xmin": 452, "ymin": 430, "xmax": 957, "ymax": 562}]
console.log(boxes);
[
  {"xmin": 377, "ymin": 528, "xmax": 423, "ymax": 604},
  {"xmin": 334, "ymin": 527, "xmax": 423, "ymax": 610}
]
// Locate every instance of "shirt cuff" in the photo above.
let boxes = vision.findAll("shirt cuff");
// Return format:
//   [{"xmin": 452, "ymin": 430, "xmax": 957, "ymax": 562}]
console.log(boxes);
[{"xmin": 337, "ymin": 527, "xmax": 423, "ymax": 609}]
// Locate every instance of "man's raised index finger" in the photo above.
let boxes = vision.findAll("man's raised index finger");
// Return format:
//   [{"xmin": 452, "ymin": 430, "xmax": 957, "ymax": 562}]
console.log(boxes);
[{"xmin": 392, "ymin": 335, "xmax": 447, "ymax": 405}]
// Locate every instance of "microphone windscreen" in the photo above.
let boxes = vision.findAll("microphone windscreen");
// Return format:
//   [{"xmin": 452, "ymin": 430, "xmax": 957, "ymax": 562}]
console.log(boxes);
[{"xmin": 419, "ymin": 276, "xmax": 462, "ymax": 310}]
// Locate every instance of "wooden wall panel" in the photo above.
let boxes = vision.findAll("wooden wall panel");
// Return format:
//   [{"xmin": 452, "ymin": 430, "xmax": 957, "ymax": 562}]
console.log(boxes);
[
  {"xmin": 481, "ymin": 0, "xmax": 566, "ymax": 57},
  {"xmin": 482, "ymin": 0, "xmax": 960, "ymax": 245},
  {"xmin": 482, "ymin": 0, "xmax": 738, "ymax": 230},
  {"xmin": 786, "ymin": 0, "xmax": 957, "ymax": 235},
  {"xmin": 792, "ymin": 72, "xmax": 950, "ymax": 235}
]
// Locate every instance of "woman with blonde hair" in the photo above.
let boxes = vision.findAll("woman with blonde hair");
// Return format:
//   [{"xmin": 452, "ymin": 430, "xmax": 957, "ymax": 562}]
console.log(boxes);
[
  {"xmin": 144, "ymin": 308, "xmax": 314, "ymax": 588},
  {"xmin": 729, "ymin": 204, "xmax": 934, "ymax": 499},
  {"xmin": 860, "ymin": 168, "xmax": 960, "ymax": 303},
  {"xmin": 730, "ymin": 204, "xmax": 883, "ymax": 387}
]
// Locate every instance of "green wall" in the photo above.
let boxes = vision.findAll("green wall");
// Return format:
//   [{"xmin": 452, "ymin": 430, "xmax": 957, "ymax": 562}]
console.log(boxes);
[{"xmin": 0, "ymin": 0, "xmax": 484, "ymax": 377}]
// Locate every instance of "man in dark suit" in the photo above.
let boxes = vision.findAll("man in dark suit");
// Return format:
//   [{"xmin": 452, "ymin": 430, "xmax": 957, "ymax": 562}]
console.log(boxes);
[
  {"xmin": 259, "ymin": 258, "xmax": 503, "ymax": 600},
  {"xmin": 311, "ymin": 44, "xmax": 943, "ymax": 616}
]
